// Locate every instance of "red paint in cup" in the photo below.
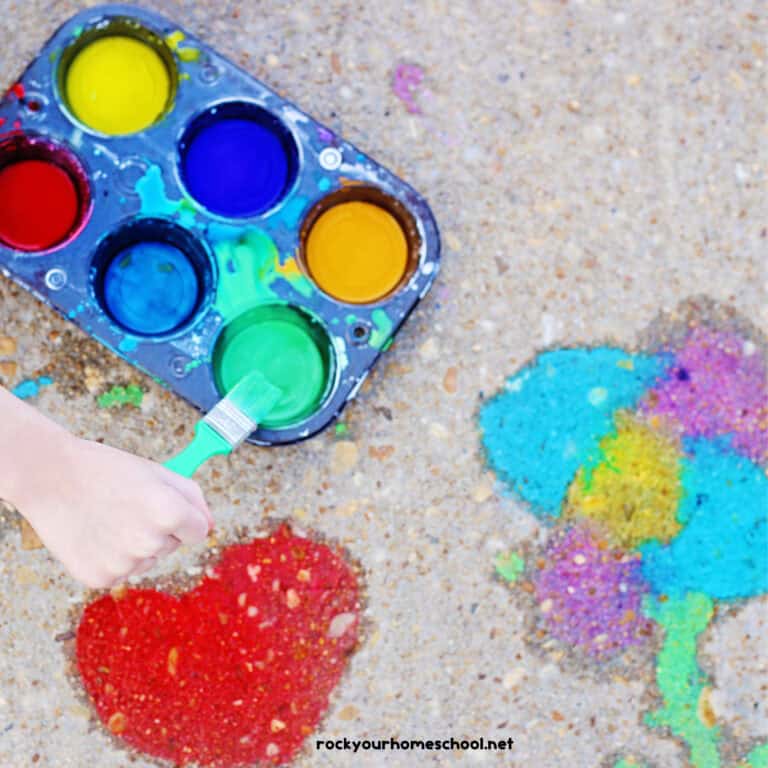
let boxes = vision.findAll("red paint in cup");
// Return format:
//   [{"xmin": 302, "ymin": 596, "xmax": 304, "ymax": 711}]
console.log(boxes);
[{"xmin": 0, "ymin": 135, "xmax": 90, "ymax": 252}]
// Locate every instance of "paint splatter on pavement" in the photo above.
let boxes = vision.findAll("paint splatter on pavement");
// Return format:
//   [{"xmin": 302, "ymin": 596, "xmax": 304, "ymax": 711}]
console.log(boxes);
[
  {"xmin": 96, "ymin": 383, "xmax": 144, "ymax": 409},
  {"xmin": 495, "ymin": 551, "xmax": 524, "ymax": 583},
  {"xmin": 12, "ymin": 375, "xmax": 53, "ymax": 400},
  {"xmin": 392, "ymin": 63, "xmax": 425, "ymax": 115},
  {"xmin": 642, "ymin": 326, "xmax": 767, "ymax": 463},
  {"xmin": 76, "ymin": 524, "xmax": 361, "ymax": 767},
  {"xmin": 480, "ymin": 299, "xmax": 768, "ymax": 767},
  {"xmin": 532, "ymin": 523, "xmax": 653, "ymax": 658}
]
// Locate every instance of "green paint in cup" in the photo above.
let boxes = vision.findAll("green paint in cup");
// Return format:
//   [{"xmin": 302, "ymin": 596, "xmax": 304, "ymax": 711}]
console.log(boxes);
[{"xmin": 213, "ymin": 304, "xmax": 334, "ymax": 429}]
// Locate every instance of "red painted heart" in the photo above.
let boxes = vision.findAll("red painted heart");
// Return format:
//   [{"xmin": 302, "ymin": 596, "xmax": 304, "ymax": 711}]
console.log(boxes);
[{"xmin": 76, "ymin": 524, "xmax": 360, "ymax": 767}]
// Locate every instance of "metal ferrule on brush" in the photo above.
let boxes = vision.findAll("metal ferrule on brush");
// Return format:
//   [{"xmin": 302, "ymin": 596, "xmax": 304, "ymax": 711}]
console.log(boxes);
[{"xmin": 203, "ymin": 399, "xmax": 257, "ymax": 448}]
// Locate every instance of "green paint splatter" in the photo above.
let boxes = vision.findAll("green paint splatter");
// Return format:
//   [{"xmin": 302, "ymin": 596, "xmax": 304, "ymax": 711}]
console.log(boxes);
[
  {"xmin": 179, "ymin": 197, "xmax": 197, "ymax": 215},
  {"xmin": 495, "ymin": 551, "xmax": 524, "ymax": 582},
  {"xmin": 97, "ymin": 384, "xmax": 143, "ymax": 409},
  {"xmin": 335, "ymin": 422, "xmax": 349, "ymax": 436},
  {"xmin": 744, "ymin": 744, "xmax": 768, "ymax": 768},
  {"xmin": 212, "ymin": 230, "xmax": 314, "ymax": 320},
  {"xmin": 369, "ymin": 309, "xmax": 393, "ymax": 349},
  {"xmin": 213, "ymin": 231, "xmax": 281, "ymax": 320},
  {"xmin": 613, "ymin": 760, "xmax": 648, "ymax": 768},
  {"xmin": 643, "ymin": 592, "xmax": 719, "ymax": 768}
]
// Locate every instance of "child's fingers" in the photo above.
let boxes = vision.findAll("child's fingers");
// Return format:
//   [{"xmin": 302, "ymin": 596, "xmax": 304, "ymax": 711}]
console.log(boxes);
[
  {"xmin": 69, "ymin": 563, "xmax": 113, "ymax": 590},
  {"xmin": 129, "ymin": 557, "xmax": 158, "ymax": 578},
  {"xmin": 155, "ymin": 535, "xmax": 181, "ymax": 558},
  {"xmin": 107, "ymin": 553, "xmax": 141, "ymax": 582},
  {"xmin": 171, "ymin": 503, "xmax": 210, "ymax": 544},
  {"xmin": 161, "ymin": 470, "xmax": 213, "ymax": 529},
  {"xmin": 133, "ymin": 534, "xmax": 169, "ymax": 559}
]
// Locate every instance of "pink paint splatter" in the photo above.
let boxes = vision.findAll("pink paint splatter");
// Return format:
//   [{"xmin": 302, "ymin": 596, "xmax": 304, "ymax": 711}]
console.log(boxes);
[
  {"xmin": 643, "ymin": 327, "xmax": 768, "ymax": 463},
  {"xmin": 392, "ymin": 63, "xmax": 425, "ymax": 115},
  {"xmin": 533, "ymin": 524, "xmax": 654, "ymax": 658}
]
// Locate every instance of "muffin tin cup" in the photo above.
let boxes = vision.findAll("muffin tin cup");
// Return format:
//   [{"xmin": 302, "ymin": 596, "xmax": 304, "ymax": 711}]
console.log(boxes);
[
  {"xmin": 299, "ymin": 185, "xmax": 422, "ymax": 306},
  {"xmin": 0, "ymin": 3, "xmax": 440, "ymax": 445},
  {"xmin": 178, "ymin": 100, "xmax": 301, "ymax": 219},
  {"xmin": 0, "ymin": 133, "xmax": 92, "ymax": 253},
  {"xmin": 90, "ymin": 217, "xmax": 214, "ymax": 339},
  {"xmin": 56, "ymin": 16, "xmax": 179, "ymax": 137},
  {"xmin": 212, "ymin": 303, "xmax": 337, "ymax": 432}
]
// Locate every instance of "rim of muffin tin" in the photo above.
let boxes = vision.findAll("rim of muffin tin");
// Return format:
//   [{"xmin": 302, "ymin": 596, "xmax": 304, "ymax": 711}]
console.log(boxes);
[{"xmin": 0, "ymin": 4, "xmax": 441, "ymax": 443}]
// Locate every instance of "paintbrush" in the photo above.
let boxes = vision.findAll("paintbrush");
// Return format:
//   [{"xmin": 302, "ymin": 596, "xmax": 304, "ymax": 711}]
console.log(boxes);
[{"xmin": 164, "ymin": 370, "xmax": 282, "ymax": 477}]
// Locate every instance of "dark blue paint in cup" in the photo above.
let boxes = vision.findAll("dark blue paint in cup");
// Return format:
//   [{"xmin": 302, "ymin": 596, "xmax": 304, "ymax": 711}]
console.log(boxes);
[{"xmin": 179, "ymin": 102, "xmax": 299, "ymax": 218}]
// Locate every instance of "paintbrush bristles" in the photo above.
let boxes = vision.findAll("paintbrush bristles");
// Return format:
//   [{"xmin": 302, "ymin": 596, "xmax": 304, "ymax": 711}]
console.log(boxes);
[{"xmin": 203, "ymin": 370, "xmax": 283, "ymax": 447}]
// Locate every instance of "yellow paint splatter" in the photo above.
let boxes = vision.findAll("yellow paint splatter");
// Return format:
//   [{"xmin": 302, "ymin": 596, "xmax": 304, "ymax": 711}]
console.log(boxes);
[
  {"xmin": 274, "ymin": 255, "xmax": 303, "ymax": 280},
  {"xmin": 165, "ymin": 31, "xmax": 184, "ymax": 48},
  {"xmin": 566, "ymin": 412, "xmax": 682, "ymax": 548},
  {"xmin": 165, "ymin": 30, "xmax": 201, "ymax": 63},
  {"xmin": 697, "ymin": 686, "xmax": 717, "ymax": 728}
]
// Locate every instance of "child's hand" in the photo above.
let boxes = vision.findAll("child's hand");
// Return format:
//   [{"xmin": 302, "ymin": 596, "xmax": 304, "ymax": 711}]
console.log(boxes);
[{"xmin": 0, "ymin": 387, "xmax": 212, "ymax": 588}]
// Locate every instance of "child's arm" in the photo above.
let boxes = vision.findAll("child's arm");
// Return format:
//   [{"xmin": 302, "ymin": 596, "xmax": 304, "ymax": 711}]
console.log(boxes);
[{"xmin": 0, "ymin": 385, "xmax": 212, "ymax": 588}]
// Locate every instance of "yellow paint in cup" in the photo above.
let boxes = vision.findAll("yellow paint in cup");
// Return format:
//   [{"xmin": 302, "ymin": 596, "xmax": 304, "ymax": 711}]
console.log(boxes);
[
  {"xmin": 65, "ymin": 35, "xmax": 172, "ymax": 135},
  {"xmin": 305, "ymin": 201, "xmax": 409, "ymax": 304}
]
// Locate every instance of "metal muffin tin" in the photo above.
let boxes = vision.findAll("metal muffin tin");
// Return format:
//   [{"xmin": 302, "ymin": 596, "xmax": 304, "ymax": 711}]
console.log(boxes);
[{"xmin": 0, "ymin": 3, "xmax": 440, "ymax": 444}]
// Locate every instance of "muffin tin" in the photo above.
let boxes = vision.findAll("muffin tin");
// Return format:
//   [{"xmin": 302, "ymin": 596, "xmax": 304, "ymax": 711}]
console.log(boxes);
[{"xmin": 0, "ymin": 4, "xmax": 440, "ymax": 444}]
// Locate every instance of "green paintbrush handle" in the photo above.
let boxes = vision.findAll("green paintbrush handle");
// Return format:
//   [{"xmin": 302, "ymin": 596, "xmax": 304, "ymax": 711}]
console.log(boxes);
[{"xmin": 164, "ymin": 421, "xmax": 233, "ymax": 478}]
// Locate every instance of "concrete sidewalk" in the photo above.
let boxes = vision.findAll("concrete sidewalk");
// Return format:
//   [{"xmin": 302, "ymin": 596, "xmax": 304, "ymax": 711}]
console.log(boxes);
[{"xmin": 0, "ymin": 1, "xmax": 765, "ymax": 766}]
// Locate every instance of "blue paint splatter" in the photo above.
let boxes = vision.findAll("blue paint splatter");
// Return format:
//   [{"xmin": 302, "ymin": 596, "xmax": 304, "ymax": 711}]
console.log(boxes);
[
  {"xmin": 136, "ymin": 165, "xmax": 196, "ymax": 227},
  {"xmin": 12, "ymin": 376, "xmax": 53, "ymax": 400},
  {"xmin": 478, "ymin": 348, "xmax": 668, "ymax": 517},
  {"xmin": 271, "ymin": 195, "xmax": 307, "ymax": 230},
  {"xmin": 118, "ymin": 337, "xmax": 139, "ymax": 353},
  {"xmin": 640, "ymin": 437, "xmax": 768, "ymax": 600}
]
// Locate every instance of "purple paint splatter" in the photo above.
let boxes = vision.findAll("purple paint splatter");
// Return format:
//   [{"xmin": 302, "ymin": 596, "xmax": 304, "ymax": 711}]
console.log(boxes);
[
  {"xmin": 533, "ymin": 524, "xmax": 654, "ymax": 658},
  {"xmin": 392, "ymin": 63, "xmax": 425, "ymax": 115},
  {"xmin": 316, "ymin": 125, "xmax": 335, "ymax": 144},
  {"xmin": 643, "ymin": 327, "xmax": 768, "ymax": 463}
]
